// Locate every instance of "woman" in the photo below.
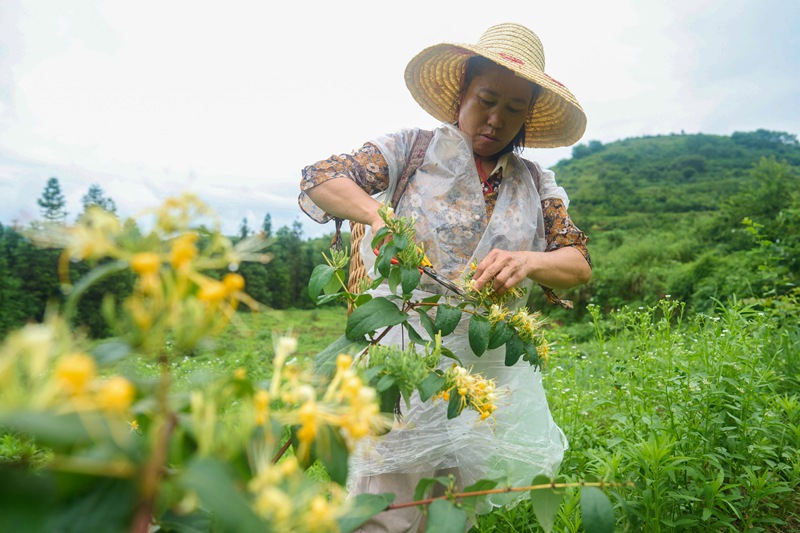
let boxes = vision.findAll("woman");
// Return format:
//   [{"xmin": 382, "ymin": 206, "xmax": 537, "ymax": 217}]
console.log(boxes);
[{"xmin": 299, "ymin": 22, "xmax": 591, "ymax": 532}]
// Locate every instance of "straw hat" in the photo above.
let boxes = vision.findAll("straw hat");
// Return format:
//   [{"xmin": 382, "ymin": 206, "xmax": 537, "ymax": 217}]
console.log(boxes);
[{"xmin": 404, "ymin": 23, "xmax": 587, "ymax": 148}]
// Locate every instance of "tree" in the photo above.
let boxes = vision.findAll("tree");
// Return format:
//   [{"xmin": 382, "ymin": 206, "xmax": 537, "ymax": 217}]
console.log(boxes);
[
  {"xmin": 80, "ymin": 184, "xmax": 117, "ymax": 214},
  {"xmin": 239, "ymin": 217, "xmax": 251, "ymax": 240},
  {"xmin": 37, "ymin": 177, "xmax": 68, "ymax": 222},
  {"xmin": 262, "ymin": 213, "xmax": 272, "ymax": 238}
]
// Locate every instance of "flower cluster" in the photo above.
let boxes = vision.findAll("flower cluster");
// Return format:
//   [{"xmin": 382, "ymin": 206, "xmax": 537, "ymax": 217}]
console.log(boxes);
[
  {"xmin": 261, "ymin": 338, "xmax": 388, "ymax": 461},
  {"xmin": 0, "ymin": 315, "xmax": 136, "ymax": 415},
  {"xmin": 40, "ymin": 194, "xmax": 270, "ymax": 356},
  {"xmin": 373, "ymin": 204, "xmax": 428, "ymax": 269},
  {"xmin": 247, "ymin": 455, "xmax": 345, "ymax": 532},
  {"xmin": 458, "ymin": 260, "xmax": 526, "ymax": 308},
  {"xmin": 435, "ymin": 363, "xmax": 500, "ymax": 421}
]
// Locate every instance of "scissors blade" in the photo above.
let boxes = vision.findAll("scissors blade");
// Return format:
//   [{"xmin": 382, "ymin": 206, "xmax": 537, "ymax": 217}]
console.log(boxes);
[{"xmin": 421, "ymin": 266, "xmax": 467, "ymax": 297}]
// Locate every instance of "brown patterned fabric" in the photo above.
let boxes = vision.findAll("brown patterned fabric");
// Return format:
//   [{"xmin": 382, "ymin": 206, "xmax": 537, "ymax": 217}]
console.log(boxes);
[{"xmin": 300, "ymin": 144, "xmax": 591, "ymax": 267}]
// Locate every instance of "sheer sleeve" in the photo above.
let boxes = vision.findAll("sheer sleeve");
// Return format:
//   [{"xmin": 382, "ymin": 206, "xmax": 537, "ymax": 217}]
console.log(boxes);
[{"xmin": 298, "ymin": 142, "xmax": 390, "ymax": 223}]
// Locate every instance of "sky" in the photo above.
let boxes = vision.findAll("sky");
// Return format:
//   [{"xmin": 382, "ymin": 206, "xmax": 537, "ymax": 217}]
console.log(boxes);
[{"xmin": 1, "ymin": 0, "xmax": 798, "ymax": 238}]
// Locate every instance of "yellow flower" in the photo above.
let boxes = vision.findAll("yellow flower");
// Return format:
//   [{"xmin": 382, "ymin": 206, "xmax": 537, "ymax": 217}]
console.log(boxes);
[
  {"xmin": 130, "ymin": 252, "xmax": 162, "ymax": 276},
  {"xmin": 254, "ymin": 389, "xmax": 270, "ymax": 425},
  {"xmin": 198, "ymin": 281, "xmax": 226, "ymax": 303},
  {"xmin": 336, "ymin": 354, "xmax": 352, "ymax": 371},
  {"xmin": 55, "ymin": 352, "xmax": 97, "ymax": 394},
  {"xmin": 306, "ymin": 496, "xmax": 337, "ymax": 532},
  {"xmin": 296, "ymin": 401, "xmax": 319, "ymax": 444},
  {"xmin": 170, "ymin": 233, "xmax": 198, "ymax": 270},
  {"xmin": 99, "ymin": 376, "xmax": 136, "ymax": 412},
  {"xmin": 222, "ymin": 273, "xmax": 245, "ymax": 293},
  {"xmin": 253, "ymin": 486, "xmax": 292, "ymax": 524}
]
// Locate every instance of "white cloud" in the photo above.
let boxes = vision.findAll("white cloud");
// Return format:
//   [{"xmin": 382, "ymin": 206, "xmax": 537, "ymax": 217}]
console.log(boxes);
[{"xmin": 1, "ymin": 0, "xmax": 798, "ymax": 237}]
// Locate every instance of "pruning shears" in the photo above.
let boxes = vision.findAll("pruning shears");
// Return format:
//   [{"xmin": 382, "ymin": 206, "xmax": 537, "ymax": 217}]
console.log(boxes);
[{"xmin": 373, "ymin": 246, "xmax": 467, "ymax": 297}]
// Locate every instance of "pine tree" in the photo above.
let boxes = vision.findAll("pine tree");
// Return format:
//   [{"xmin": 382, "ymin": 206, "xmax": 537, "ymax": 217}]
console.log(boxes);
[
  {"xmin": 37, "ymin": 177, "xmax": 68, "ymax": 222},
  {"xmin": 262, "ymin": 213, "xmax": 272, "ymax": 238},
  {"xmin": 80, "ymin": 183, "xmax": 117, "ymax": 214},
  {"xmin": 239, "ymin": 217, "xmax": 251, "ymax": 240}
]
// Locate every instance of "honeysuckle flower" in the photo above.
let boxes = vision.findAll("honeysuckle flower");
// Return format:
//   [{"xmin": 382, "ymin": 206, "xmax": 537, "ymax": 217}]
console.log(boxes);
[
  {"xmin": 99, "ymin": 376, "xmax": 136, "ymax": 412},
  {"xmin": 254, "ymin": 389, "xmax": 270, "ymax": 425},
  {"xmin": 169, "ymin": 233, "xmax": 199, "ymax": 270},
  {"xmin": 130, "ymin": 252, "xmax": 162, "ymax": 276},
  {"xmin": 55, "ymin": 352, "xmax": 97, "ymax": 395},
  {"xmin": 222, "ymin": 272, "xmax": 245, "ymax": 293}
]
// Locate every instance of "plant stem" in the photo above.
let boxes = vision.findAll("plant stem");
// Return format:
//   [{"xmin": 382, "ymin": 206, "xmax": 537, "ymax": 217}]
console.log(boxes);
[
  {"xmin": 385, "ymin": 481, "xmax": 635, "ymax": 511},
  {"xmin": 130, "ymin": 357, "xmax": 176, "ymax": 533}
]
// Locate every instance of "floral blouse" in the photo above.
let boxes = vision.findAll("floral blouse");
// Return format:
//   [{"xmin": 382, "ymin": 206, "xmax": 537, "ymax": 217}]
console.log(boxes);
[{"xmin": 299, "ymin": 142, "xmax": 592, "ymax": 268}]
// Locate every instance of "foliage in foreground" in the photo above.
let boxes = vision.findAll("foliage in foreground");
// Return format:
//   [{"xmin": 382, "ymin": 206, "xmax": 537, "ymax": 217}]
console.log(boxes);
[{"xmin": 0, "ymin": 197, "xmax": 618, "ymax": 533}]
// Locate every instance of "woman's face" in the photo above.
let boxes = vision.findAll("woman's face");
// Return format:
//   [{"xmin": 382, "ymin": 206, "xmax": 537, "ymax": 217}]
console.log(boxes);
[{"xmin": 457, "ymin": 63, "xmax": 534, "ymax": 157}]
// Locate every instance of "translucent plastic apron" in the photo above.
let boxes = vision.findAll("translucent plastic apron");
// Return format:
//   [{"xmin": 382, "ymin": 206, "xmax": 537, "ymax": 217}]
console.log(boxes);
[{"xmin": 350, "ymin": 124, "xmax": 568, "ymax": 512}]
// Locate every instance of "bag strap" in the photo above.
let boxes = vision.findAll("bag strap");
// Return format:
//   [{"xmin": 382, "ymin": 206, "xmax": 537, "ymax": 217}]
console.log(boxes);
[
  {"xmin": 390, "ymin": 129, "xmax": 434, "ymax": 209},
  {"xmin": 330, "ymin": 129, "xmax": 433, "ymax": 251}
]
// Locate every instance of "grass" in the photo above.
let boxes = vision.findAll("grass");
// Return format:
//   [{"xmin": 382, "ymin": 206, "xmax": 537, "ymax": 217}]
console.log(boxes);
[
  {"xmin": 3, "ymin": 300, "xmax": 798, "ymax": 531},
  {"xmin": 162, "ymin": 299, "xmax": 800, "ymax": 531}
]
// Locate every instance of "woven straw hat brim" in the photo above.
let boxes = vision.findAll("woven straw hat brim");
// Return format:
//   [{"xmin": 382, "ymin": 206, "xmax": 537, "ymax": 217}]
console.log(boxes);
[{"xmin": 405, "ymin": 32, "xmax": 587, "ymax": 148}]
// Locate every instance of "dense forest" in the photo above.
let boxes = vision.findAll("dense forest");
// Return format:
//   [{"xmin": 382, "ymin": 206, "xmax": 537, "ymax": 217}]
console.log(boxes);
[{"xmin": 1, "ymin": 129, "xmax": 798, "ymax": 338}]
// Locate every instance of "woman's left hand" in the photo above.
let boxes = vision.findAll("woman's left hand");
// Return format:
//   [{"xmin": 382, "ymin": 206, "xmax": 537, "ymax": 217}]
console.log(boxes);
[{"xmin": 472, "ymin": 249, "xmax": 530, "ymax": 295}]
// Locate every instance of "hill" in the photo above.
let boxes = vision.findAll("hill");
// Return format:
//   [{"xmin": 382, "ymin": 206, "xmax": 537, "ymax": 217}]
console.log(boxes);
[{"xmin": 538, "ymin": 129, "xmax": 800, "ymax": 325}]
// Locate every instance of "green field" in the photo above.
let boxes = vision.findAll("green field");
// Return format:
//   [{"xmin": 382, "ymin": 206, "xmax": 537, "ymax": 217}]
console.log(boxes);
[{"xmin": 122, "ymin": 300, "xmax": 799, "ymax": 532}]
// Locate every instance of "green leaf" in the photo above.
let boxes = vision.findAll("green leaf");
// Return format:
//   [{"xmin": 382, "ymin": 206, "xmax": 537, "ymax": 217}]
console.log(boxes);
[
  {"xmin": 312, "ymin": 334, "xmax": 370, "ymax": 377},
  {"xmin": 421, "ymin": 294, "xmax": 442, "ymax": 305},
  {"xmin": 378, "ymin": 384, "xmax": 400, "ymax": 414},
  {"xmin": 317, "ymin": 425, "xmax": 349, "ymax": 486},
  {"xmin": 376, "ymin": 243, "xmax": 397, "ymax": 278},
  {"xmin": 416, "ymin": 308, "xmax": 437, "ymax": 338},
  {"xmin": 315, "ymin": 292, "xmax": 344, "ymax": 306},
  {"xmin": 580, "ymin": 486, "xmax": 615, "ymax": 533},
  {"xmin": 371, "ymin": 227, "xmax": 390, "ymax": 249},
  {"xmin": 401, "ymin": 265, "xmax": 422, "ymax": 295},
  {"xmin": 157, "ymin": 509, "xmax": 215, "ymax": 533},
  {"xmin": 440, "ymin": 346, "xmax": 461, "ymax": 365},
  {"xmin": 414, "ymin": 476, "xmax": 454, "ymax": 502},
  {"xmin": 46, "ymin": 477, "xmax": 138, "ymax": 533},
  {"xmin": 346, "ymin": 297, "xmax": 408, "ymax": 340},
  {"xmin": 0, "ymin": 467, "xmax": 56, "ymax": 533},
  {"xmin": 0, "ymin": 411, "xmax": 115, "ymax": 450},
  {"xmin": 89, "ymin": 339, "xmax": 132, "ymax": 365},
  {"xmin": 323, "ymin": 269, "xmax": 345, "ymax": 295},
  {"xmin": 392, "ymin": 234, "xmax": 409, "ymax": 251},
  {"xmin": 446, "ymin": 388, "xmax": 461, "ymax": 419},
  {"xmin": 418, "ymin": 372, "xmax": 446, "ymax": 402},
  {"xmin": 463, "ymin": 479, "xmax": 498, "ymax": 493},
  {"xmin": 403, "ymin": 322, "xmax": 427, "ymax": 345},
  {"xmin": 468, "ymin": 314, "xmax": 491, "ymax": 357},
  {"xmin": 505, "ymin": 332, "xmax": 524, "ymax": 366},
  {"xmin": 308, "ymin": 264, "xmax": 336, "ymax": 300},
  {"xmin": 388, "ymin": 266, "xmax": 402, "ymax": 294},
  {"xmin": 530, "ymin": 475, "xmax": 564, "ymax": 533},
  {"xmin": 433, "ymin": 304, "xmax": 462, "ymax": 337},
  {"xmin": 338, "ymin": 493, "xmax": 395, "ymax": 533},
  {"xmin": 460, "ymin": 479, "xmax": 498, "ymax": 511},
  {"xmin": 376, "ymin": 374, "xmax": 397, "ymax": 392},
  {"xmin": 425, "ymin": 499, "xmax": 467, "ymax": 533},
  {"xmin": 487, "ymin": 320, "xmax": 513, "ymax": 349},
  {"xmin": 181, "ymin": 458, "xmax": 267, "ymax": 533},
  {"xmin": 414, "ymin": 477, "xmax": 440, "ymax": 502}
]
